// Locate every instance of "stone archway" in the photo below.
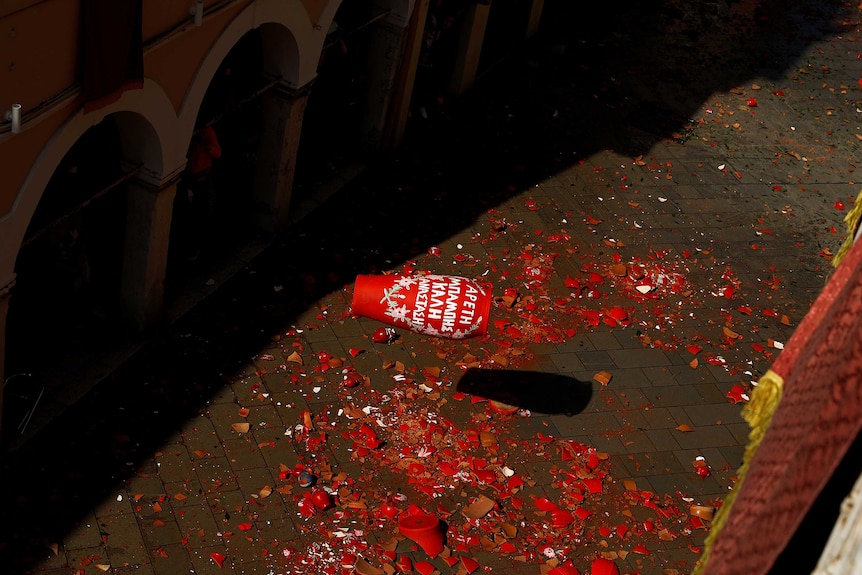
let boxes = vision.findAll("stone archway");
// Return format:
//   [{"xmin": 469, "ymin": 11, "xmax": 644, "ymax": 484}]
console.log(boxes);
[
  {"xmin": 167, "ymin": 28, "xmax": 271, "ymax": 276},
  {"xmin": 3, "ymin": 100, "xmax": 168, "ymax": 440},
  {"xmin": 0, "ymin": 80, "xmax": 177, "ymax": 292},
  {"xmin": 178, "ymin": 0, "xmax": 314, "ymax": 143},
  {"xmin": 177, "ymin": 0, "xmax": 316, "ymax": 235}
]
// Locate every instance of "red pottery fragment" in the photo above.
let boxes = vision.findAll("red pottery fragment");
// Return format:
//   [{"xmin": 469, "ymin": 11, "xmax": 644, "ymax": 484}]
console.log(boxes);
[
  {"xmin": 461, "ymin": 556, "xmax": 480, "ymax": 573},
  {"xmin": 535, "ymin": 496, "xmax": 561, "ymax": 511},
  {"xmin": 607, "ymin": 306, "xmax": 628, "ymax": 322},
  {"xmin": 379, "ymin": 502, "xmax": 399, "ymax": 519},
  {"xmin": 210, "ymin": 552, "xmax": 227, "ymax": 568},
  {"xmin": 398, "ymin": 512, "xmax": 444, "ymax": 558},
  {"xmin": 311, "ymin": 490, "xmax": 333, "ymax": 510},
  {"xmin": 583, "ymin": 477, "xmax": 603, "ymax": 494},
  {"xmin": 395, "ymin": 555, "xmax": 412, "ymax": 572},
  {"xmin": 551, "ymin": 509, "xmax": 575, "ymax": 528},
  {"xmin": 590, "ymin": 557, "xmax": 620, "ymax": 575},
  {"xmin": 372, "ymin": 327, "xmax": 397, "ymax": 343}
]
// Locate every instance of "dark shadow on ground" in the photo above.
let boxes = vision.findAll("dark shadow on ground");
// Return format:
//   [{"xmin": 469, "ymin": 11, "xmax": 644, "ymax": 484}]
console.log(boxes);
[
  {"xmin": 456, "ymin": 368, "xmax": 592, "ymax": 416},
  {"xmin": 0, "ymin": 0, "xmax": 853, "ymax": 572}
]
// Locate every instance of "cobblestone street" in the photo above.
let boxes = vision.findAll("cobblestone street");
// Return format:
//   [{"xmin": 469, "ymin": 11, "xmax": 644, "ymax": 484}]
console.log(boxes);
[{"xmin": 2, "ymin": 1, "xmax": 860, "ymax": 574}]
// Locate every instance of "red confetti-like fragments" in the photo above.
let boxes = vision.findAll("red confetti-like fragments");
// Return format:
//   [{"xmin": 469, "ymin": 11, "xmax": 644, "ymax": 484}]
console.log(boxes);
[
  {"xmin": 210, "ymin": 552, "xmax": 227, "ymax": 568},
  {"xmin": 101, "ymin": 16, "xmax": 849, "ymax": 573}
]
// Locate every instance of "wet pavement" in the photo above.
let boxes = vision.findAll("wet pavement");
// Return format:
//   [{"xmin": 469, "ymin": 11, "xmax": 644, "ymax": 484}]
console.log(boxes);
[{"xmin": 2, "ymin": 1, "xmax": 860, "ymax": 574}]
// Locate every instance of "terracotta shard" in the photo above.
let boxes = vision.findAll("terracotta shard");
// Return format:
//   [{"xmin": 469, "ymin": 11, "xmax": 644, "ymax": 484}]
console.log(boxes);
[
  {"xmin": 480, "ymin": 431, "xmax": 498, "ymax": 447},
  {"xmin": 689, "ymin": 504, "xmax": 715, "ymax": 521},
  {"xmin": 593, "ymin": 371, "xmax": 613, "ymax": 386}
]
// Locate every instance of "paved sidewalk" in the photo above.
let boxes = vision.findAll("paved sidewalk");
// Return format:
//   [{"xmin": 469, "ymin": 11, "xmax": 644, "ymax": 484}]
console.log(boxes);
[{"xmin": 2, "ymin": 1, "xmax": 859, "ymax": 575}]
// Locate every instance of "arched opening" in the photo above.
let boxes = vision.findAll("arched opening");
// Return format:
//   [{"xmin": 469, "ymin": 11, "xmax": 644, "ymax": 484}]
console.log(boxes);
[
  {"xmin": 5, "ymin": 115, "xmax": 136, "ymax": 439},
  {"xmin": 292, "ymin": 0, "xmax": 381, "ymax": 202},
  {"xmin": 166, "ymin": 29, "xmax": 269, "ymax": 298}
]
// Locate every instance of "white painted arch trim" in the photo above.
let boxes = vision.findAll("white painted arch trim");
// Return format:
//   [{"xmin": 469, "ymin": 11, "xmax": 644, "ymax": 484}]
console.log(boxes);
[
  {"xmin": 177, "ymin": 0, "xmax": 321, "ymax": 150},
  {"xmin": 0, "ymin": 79, "xmax": 176, "ymax": 292}
]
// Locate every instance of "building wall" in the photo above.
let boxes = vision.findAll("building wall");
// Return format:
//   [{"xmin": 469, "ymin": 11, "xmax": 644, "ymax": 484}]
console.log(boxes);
[
  {"xmin": 0, "ymin": 0, "xmax": 542, "ymax": 437},
  {"xmin": 0, "ymin": 0, "xmax": 337, "ymax": 289}
]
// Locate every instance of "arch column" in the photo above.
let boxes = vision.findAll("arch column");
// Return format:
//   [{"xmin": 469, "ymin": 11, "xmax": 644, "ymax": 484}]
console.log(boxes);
[
  {"xmin": 360, "ymin": 11, "xmax": 414, "ymax": 151},
  {"xmin": 251, "ymin": 81, "xmax": 311, "ymax": 234},
  {"xmin": 525, "ymin": 0, "xmax": 544, "ymax": 39},
  {"xmin": 449, "ymin": 0, "xmax": 492, "ymax": 98},
  {"xmin": 382, "ymin": 0, "xmax": 430, "ymax": 150},
  {"xmin": 122, "ymin": 167, "xmax": 181, "ymax": 332}
]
